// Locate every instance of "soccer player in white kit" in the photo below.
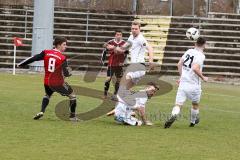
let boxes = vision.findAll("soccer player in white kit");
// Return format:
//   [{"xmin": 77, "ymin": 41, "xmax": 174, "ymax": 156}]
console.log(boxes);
[
  {"xmin": 116, "ymin": 21, "xmax": 154, "ymax": 99},
  {"xmin": 106, "ymin": 21, "xmax": 155, "ymax": 117},
  {"xmin": 115, "ymin": 21, "xmax": 154, "ymax": 80},
  {"xmin": 114, "ymin": 82, "xmax": 159, "ymax": 126},
  {"xmin": 164, "ymin": 37, "xmax": 208, "ymax": 128},
  {"xmin": 127, "ymin": 21, "xmax": 154, "ymax": 65}
]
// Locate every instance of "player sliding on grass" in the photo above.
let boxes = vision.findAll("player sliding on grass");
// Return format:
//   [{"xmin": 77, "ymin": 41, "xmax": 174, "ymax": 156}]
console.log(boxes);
[
  {"xmin": 164, "ymin": 37, "xmax": 208, "ymax": 128},
  {"xmin": 18, "ymin": 37, "xmax": 78, "ymax": 121},
  {"xmin": 113, "ymin": 82, "xmax": 159, "ymax": 126}
]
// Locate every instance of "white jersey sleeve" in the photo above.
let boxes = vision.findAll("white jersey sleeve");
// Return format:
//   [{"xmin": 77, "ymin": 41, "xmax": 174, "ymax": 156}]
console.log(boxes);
[{"xmin": 140, "ymin": 35, "xmax": 148, "ymax": 47}]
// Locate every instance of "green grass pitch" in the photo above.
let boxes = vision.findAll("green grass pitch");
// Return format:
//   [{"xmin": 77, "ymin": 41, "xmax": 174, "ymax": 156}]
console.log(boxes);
[{"xmin": 0, "ymin": 73, "xmax": 240, "ymax": 160}]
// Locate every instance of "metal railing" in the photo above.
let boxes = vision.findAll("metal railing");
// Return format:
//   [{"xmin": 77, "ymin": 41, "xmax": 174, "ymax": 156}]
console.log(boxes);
[{"xmin": 136, "ymin": 0, "xmax": 239, "ymax": 17}]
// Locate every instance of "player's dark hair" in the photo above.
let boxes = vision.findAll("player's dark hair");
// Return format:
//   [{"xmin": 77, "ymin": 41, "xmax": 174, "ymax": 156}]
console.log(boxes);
[
  {"xmin": 196, "ymin": 37, "xmax": 206, "ymax": 47},
  {"xmin": 147, "ymin": 82, "xmax": 159, "ymax": 90},
  {"xmin": 115, "ymin": 30, "xmax": 122, "ymax": 34},
  {"xmin": 53, "ymin": 37, "xmax": 67, "ymax": 47}
]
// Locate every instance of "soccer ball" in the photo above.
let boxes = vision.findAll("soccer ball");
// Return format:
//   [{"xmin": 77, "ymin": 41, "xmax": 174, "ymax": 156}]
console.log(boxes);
[{"xmin": 186, "ymin": 27, "xmax": 200, "ymax": 40}]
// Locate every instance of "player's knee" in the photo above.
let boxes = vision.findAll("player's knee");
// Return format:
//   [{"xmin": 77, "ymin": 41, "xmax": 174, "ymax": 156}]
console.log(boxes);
[
  {"xmin": 192, "ymin": 102, "xmax": 199, "ymax": 109},
  {"xmin": 105, "ymin": 77, "xmax": 111, "ymax": 82},
  {"xmin": 44, "ymin": 95, "xmax": 51, "ymax": 99},
  {"xmin": 116, "ymin": 78, "xmax": 121, "ymax": 83},
  {"xmin": 126, "ymin": 74, "xmax": 132, "ymax": 80},
  {"xmin": 68, "ymin": 94, "xmax": 76, "ymax": 101}
]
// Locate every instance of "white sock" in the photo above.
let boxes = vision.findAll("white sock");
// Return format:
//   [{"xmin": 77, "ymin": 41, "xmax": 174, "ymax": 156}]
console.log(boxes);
[
  {"xmin": 190, "ymin": 108, "xmax": 199, "ymax": 124},
  {"xmin": 171, "ymin": 106, "xmax": 180, "ymax": 116}
]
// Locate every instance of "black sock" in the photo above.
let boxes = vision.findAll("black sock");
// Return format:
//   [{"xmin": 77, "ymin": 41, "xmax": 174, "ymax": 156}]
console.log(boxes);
[
  {"xmin": 41, "ymin": 96, "xmax": 49, "ymax": 113},
  {"xmin": 104, "ymin": 81, "xmax": 110, "ymax": 96},
  {"xmin": 114, "ymin": 82, "xmax": 120, "ymax": 95},
  {"xmin": 70, "ymin": 99, "xmax": 77, "ymax": 117}
]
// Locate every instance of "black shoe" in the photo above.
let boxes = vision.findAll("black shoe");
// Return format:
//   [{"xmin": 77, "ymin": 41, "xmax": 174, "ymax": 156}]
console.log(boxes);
[
  {"xmin": 111, "ymin": 95, "xmax": 118, "ymax": 101},
  {"xmin": 164, "ymin": 116, "xmax": 177, "ymax": 129},
  {"xmin": 189, "ymin": 123, "xmax": 195, "ymax": 127},
  {"xmin": 189, "ymin": 117, "xmax": 200, "ymax": 127},
  {"xmin": 69, "ymin": 113, "xmax": 80, "ymax": 122},
  {"xmin": 195, "ymin": 117, "xmax": 200, "ymax": 124},
  {"xmin": 33, "ymin": 112, "xmax": 44, "ymax": 120}
]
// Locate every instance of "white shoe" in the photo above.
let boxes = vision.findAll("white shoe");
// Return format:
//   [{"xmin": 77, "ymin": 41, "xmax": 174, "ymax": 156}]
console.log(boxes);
[
  {"xmin": 145, "ymin": 121, "xmax": 153, "ymax": 126},
  {"xmin": 137, "ymin": 121, "xmax": 143, "ymax": 126},
  {"xmin": 69, "ymin": 116, "xmax": 80, "ymax": 122}
]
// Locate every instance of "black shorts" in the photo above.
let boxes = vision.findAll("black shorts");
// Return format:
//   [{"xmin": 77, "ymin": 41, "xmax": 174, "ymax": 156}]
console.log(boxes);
[
  {"xmin": 44, "ymin": 82, "xmax": 73, "ymax": 97},
  {"xmin": 107, "ymin": 66, "xmax": 123, "ymax": 78}
]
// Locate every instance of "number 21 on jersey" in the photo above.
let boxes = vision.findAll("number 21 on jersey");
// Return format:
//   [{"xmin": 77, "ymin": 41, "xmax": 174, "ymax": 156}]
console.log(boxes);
[
  {"xmin": 48, "ymin": 58, "xmax": 56, "ymax": 72},
  {"xmin": 183, "ymin": 54, "xmax": 194, "ymax": 68}
]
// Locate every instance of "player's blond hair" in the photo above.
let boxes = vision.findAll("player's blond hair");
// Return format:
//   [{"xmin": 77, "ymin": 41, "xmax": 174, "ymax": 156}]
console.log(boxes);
[{"xmin": 132, "ymin": 21, "xmax": 141, "ymax": 28}]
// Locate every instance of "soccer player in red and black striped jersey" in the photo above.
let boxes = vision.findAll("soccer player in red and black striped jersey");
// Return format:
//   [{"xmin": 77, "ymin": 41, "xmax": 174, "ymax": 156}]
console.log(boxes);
[
  {"xmin": 18, "ymin": 37, "xmax": 78, "ymax": 121},
  {"xmin": 102, "ymin": 31, "xmax": 128, "ymax": 99}
]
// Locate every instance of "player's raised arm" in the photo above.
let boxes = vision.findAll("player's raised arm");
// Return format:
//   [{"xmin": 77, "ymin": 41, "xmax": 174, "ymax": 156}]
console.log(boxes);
[{"xmin": 18, "ymin": 51, "xmax": 45, "ymax": 67}]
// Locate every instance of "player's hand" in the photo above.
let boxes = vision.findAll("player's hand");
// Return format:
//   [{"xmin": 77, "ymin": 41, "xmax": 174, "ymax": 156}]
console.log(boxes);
[
  {"xmin": 114, "ymin": 47, "xmax": 124, "ymax": 54},
  {"xmin": 148, "ymin": 63, "xmax": 155, "ymax": 72},
  {"xmin": 106, "ymin": 44, "xmax": 115, "ymax": 50},
  {"xmin": 176, "ymin": 79, "xmax": 180, "ymax": 86},
  {"xmin": 202, "ymin": 76, "xmax": 208, "ymax": 82}
]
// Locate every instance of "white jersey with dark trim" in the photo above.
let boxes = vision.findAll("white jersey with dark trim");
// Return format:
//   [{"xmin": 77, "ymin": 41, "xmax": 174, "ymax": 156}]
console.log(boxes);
[
  {"xmin": 128, "ymin": 33, "xmax": 148, "ymax": 63},
  {"xmin": 180, "ymin": 48, "xmax": 205, "ymax": 87}
]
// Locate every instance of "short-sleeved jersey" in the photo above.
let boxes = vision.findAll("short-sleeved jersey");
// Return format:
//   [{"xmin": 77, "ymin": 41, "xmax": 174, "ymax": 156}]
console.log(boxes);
[
  {"xmin": 18, "ymin": 49, "xmax": 70, "ymax": 87},
  {"xmin": 132, "ymin": 93, "xmax": 148, "ymax": 109},
  {"xmin": 107, "ymin": 39, "xmax": 126, "ymax": 66},
  {"xmin": 43, "ymin": 49, "xmax": 66, "ymax": 86},
  {"xmin": 115, "ymin": 92, "xmax": 148, "ymax": 117},
  {"xmin": 128, "ymin": 33, "xmax": 148, "ymax": 63},
  {"xmin": 180, "ymin": 48, "xmax": 205, "ymax": 86},
  {"xmin": 117, "ymin": 90, "xmax": 148, "ymax": 109}
]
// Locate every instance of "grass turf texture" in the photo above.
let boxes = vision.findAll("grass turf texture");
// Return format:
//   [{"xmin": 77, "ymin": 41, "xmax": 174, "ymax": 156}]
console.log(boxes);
[{"xmin": 0, "ymin": 73, "xmax": 240, "ymax": 160}]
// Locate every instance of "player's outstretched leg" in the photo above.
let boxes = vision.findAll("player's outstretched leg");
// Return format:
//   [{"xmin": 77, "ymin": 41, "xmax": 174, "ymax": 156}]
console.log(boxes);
[
  {"xmin": 33, "ymin": 95, "xmax": 51, "ymax": 120},
  {"xmin": 189, "ymin": 104, "xmax": 200, "ymax": 127},
  {"xmin": 106, "ymin": 109, "xmax": 115, "ymax": 116},
  {"xmin": 164, "ymin": 105, "xmax": 181, "ymax": 128}
]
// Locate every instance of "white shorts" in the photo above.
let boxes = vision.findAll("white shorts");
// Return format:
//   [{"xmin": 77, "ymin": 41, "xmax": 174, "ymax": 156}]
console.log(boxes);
[
  {"xmin": 114, "ymin": 115, "xmax": 140, "ymax": 126},
  {"xmin": 114, "ymin": 102, "xmax": 140, "ymax": 126},
  {"xmin": 126, "ymin": 70, "xmax": 146, "ymax": 84},
  {"xmin": 175, "ymin": 84, "xmax": 202, "ymax": 105}
]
